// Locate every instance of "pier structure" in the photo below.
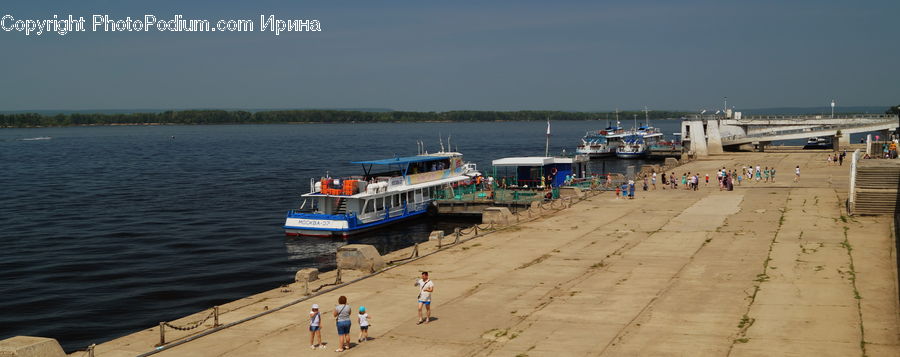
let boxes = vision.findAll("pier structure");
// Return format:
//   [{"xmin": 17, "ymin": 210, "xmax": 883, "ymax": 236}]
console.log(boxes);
[
  {"xmin": 682, "ymin": 113, "xmax": 899, "ymax": 156},
  {"xmin": 46, "ymin": 149, "xmax": 898, "ymax": 357}
]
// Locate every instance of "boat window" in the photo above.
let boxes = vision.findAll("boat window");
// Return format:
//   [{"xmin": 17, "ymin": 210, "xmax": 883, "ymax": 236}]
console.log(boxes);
[
  {"xmin": 363, "ymin": 199, "xmax": 374, "ymax": 213},
  {"xmin": 375, "ymin": 197, "xmax": 384, "ymax": 210},
  {"xmin": 392, "ymin": 194, "xmax": 400, "ymax": 208}
]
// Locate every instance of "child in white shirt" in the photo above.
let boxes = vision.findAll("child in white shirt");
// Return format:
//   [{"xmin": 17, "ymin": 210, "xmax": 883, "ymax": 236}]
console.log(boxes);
[{"xmin": 357, "ymin": 306, "xmax": 371, "ymax": 343}]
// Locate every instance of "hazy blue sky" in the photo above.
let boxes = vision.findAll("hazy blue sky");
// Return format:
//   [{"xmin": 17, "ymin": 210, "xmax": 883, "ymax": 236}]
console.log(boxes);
[{"xmin": 1, "ymin": 0, "xmax": 897, "ymax": 112}]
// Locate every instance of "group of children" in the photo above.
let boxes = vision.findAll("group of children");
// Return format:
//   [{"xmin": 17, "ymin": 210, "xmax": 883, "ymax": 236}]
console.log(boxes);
[{"xmin": 615, "ymin": 179, "xmax": 636, "ymax": 199}]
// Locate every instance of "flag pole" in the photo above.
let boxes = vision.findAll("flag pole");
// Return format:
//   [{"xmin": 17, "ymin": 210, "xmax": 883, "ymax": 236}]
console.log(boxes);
[{"xmin": 545, "ymin": 116, "xmax": 550, "ymax": 157}]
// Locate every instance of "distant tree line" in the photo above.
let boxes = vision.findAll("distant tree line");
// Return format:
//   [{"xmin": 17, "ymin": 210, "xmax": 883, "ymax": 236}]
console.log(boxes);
[
  {"xmin": 888, "ymin": 105, "xmax": 900, "ymax": 115},
  {"xmin": 0, "ymin": 109, "xmax": 691, "ymax": 128}
]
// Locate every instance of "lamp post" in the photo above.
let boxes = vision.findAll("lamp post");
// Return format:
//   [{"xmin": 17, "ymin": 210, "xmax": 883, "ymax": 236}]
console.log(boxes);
[{"xmin": 831, "ymin": 99, "xmax": 835, "ymax": 118}]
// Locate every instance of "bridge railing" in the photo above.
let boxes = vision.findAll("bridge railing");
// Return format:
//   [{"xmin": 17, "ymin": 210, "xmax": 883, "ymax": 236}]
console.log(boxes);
[
  {"xmin": 739, "ymin": 114, "xmax": 897, "ymax": 120},
  {"xmin": 722, "ymin": 122, "xmax": 895, "ymax": 142},
  {"xmin": 688, "ymin": 114, "xmax": 897, "ymax": 121}
]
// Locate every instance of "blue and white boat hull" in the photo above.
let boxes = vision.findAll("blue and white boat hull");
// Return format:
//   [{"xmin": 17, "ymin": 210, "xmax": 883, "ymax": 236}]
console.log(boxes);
[
  {"xmin": 284, "ymin": 208, "xmax": 429, "ymax": 238},
  {"xmin": 615, "ymin": 151, "xmax": 649, "ymax": 159}
]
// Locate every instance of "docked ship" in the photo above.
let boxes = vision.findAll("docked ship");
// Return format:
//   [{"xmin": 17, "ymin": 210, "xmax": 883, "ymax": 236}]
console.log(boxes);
[
  {"xmin": 615, "ymin": 134, "xmax": 650, "ymax": 159},
  {"xmin": 575, "ymin": 126, "xmax": 627, "ymax": 157},
  {"xmin": 576, "ymin": 110, "xmax": 628, "ymax": 157},
  {"xmin": 615, "ymin": 108, "xmax": 663, "ymax": 159},
  {"xmin": 283, "ymin": 152, "xmax": 478, "ymax": 237}
]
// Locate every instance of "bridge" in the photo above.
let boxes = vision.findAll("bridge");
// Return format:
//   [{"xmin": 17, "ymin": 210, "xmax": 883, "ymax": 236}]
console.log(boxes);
[{"xmin": 681, "ymin": 113, "xmax": 898, "ymax": 156}]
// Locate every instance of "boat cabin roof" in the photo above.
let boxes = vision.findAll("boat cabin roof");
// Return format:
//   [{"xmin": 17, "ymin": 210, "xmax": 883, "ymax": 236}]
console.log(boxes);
[
  {"xmin": 351, "ymin": 154, "xmax": 454, "ymax": 166},
  {"xmin": 492, "ymin": 156, "xmax": 574, "ymax": 167}
]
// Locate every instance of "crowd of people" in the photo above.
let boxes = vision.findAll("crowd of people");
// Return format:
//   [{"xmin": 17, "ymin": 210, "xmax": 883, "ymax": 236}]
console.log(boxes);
[
  {"xmin": 306, "ymin": 271, "xmax": 434, "ymax": 352},
  {"xmin": 613, "ymin": 163, "xmax": 799, "ymax": 199}
]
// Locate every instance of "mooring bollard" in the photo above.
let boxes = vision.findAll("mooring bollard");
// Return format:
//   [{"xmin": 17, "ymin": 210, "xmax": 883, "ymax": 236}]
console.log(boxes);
[
  {"xmin": 413, "ymin": 243, "xmax": 419, "ymax": 257},
  {"xmin": 214, "ymin": 306, "xmax": 220, "ymax": 327},
  {"xmin": 335, "ymin": 268, "xmax": 343, "ymax": 284},
  {"xmin": 158, "ymin": 322, "xmax": 166, "ymax": 346},
  {"xmin": 473, "ymin": 225, "xmax": 479, "ymax": 236},
  {"xmin": 437, "ymin": 234, "xmax": 442, "ymax": 248},
  {"xmin": 454, "ymin": 228, "xmax": 461, "ymax": 244},
  {"xmin": 88, "ymin": 343, "xmax": 96, "ymax": 357}
]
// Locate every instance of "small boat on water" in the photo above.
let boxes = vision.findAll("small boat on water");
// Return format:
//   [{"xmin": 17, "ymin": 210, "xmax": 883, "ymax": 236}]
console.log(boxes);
[
  {"xmin": 283, "ymin": 152, "xmax": 479, "ymax": 237},
  {"xmin": 803, "ymin": 137, "xmax": 832, "ymax": 149}
]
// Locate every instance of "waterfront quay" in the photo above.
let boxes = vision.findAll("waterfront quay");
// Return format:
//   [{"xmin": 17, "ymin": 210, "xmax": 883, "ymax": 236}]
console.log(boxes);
[{"xmin": 74, "ymin": 150, "xmax": 898, "ymax": 356}]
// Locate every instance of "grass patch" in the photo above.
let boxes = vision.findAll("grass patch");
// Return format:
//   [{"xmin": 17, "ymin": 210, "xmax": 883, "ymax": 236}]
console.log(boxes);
[
  {"xmin": 517, "ymin": 254, "xmax": 551, "ymax": 270},
  {"xmin": 737, "ymin": 314, "xmax": 755, "ymax": 329},
  {"xmin": 841, "ymin": 225, "xmax": 867, "ymax": 356}
]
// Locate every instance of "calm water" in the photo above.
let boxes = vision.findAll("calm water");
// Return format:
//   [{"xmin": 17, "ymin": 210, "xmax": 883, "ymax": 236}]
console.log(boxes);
[{"xmin": 0, "ymin": 121, "xmax": 678, "ymax": 351}]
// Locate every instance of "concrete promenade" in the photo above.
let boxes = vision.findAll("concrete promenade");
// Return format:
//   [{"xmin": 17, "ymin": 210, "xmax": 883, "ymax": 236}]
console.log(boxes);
[{"xmin": 78, "ymin": 150, "xmax": 899, "ymax": 357}]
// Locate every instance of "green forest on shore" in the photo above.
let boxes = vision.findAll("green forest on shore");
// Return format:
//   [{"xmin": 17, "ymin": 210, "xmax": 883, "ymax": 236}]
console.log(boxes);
[{"xmin": 0, "ymin": 110, "xmax": 690, "ymax": 128}]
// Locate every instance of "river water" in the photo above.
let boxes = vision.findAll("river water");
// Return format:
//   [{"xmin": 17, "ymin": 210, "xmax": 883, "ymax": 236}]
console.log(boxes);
[{"xmin": 0, "ymin": 120, "xmax": 681, "ymax": 351}]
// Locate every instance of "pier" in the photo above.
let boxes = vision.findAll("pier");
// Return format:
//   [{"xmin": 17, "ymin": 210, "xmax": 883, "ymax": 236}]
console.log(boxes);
[{"xmin": 45, "ymin": 149, "xmax": 897, "ymax": 357}]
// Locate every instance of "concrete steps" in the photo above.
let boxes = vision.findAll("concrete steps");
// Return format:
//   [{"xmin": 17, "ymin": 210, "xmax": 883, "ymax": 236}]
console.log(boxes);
[{"xmin": 852, "ymin": 161, "xmax": 900, "ymax": 215}]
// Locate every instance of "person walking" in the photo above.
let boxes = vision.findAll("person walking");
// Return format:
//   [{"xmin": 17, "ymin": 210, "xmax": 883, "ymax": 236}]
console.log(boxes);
[
  {"xmin": 705, "ymin": 173, "xmax": 710, "ymax": 187},
  {"xmin": 794, "ymin": 165, "xmax": 800, "ymax": 182},
  {"xmin": 357, "ymin": 306, "xmax": 371, "ymax": 343},
  {"xmin": 628, "ymin": 179, "xmax": 636, "ymax": 199},
  {"xmin": 416, "ymin": 272, "xmax": 434, "ymax": 324},
  {"xmin": 333, "ymin": 296, "xmax": 352, "ymax": 352},
  {"xmin": 755, "ymin": 167, "xmax": 761, "ymax": 182},
  {"xmin": 763, "ymin": 167, "xmax": 770, "ymax": 183},
  {"xmin": 770, "ymin": 167, "xmax": 776, "ymax": 182},
  {"xmin": 309, "ymin": 304, "xmax": 324, "ymax": 350},
  {"xmin": 651, "ymin": 171, "xmax": 657, "ymax": 190}
]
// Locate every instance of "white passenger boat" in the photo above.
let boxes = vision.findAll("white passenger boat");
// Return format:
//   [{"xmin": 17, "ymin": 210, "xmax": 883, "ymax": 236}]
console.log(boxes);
[
  {"xmin": 283, "ymin": 152, "xmax": 478, "ymax": 237},
  {"xmin": 576, "ymin": 126, "xmax": 627, "ymax": 157},
  {"xmin": 615, "ymin": 134, "xmax": 650, "ymax": 159}
]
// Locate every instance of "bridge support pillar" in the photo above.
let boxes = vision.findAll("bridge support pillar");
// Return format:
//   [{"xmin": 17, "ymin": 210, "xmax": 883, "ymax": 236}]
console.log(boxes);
[
  {"xmin": 686, "ymin": 121, "xmax": 708, "ymax": 156},
  {"xmin": 838, "ymin": 134, "xmax": 850, "ymax": 149},
  {"xmin": 753, "ymin": 141, "xmax": 770, "ymax": 152},
  {"xmin": 705, "ymin": 120, "xmax": 724, "ymax": 154}
]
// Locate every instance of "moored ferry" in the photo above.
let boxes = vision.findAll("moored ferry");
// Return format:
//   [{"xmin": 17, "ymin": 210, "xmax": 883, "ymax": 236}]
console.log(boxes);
[
  {"xmin": 575, "ymin": 126, "xmax": 627, "ymax": 157},
  {"xmin": 615, "ymin": 134, "xmax": 650, "ymax": 159},
  {"xmin": 283, "ymin": 152, "xmax": 478, "ymax": 237}
]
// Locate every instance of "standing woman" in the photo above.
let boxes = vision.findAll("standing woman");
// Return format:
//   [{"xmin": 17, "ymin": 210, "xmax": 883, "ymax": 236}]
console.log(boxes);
[{"xmin": 333, "ymin": 296, "xmax": 352, "ymax": 352}]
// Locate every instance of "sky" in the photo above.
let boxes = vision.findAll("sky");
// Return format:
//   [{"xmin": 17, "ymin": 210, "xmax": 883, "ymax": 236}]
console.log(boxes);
[{"xmin": 1, "ymin": 0, "xmax": 898, "ymax": 112}]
